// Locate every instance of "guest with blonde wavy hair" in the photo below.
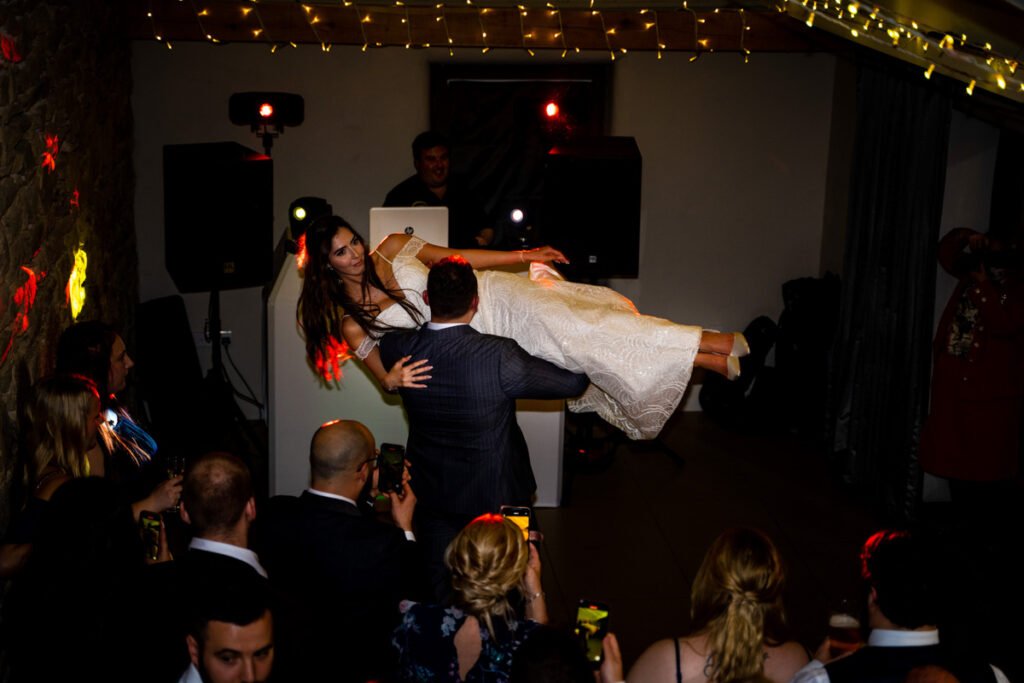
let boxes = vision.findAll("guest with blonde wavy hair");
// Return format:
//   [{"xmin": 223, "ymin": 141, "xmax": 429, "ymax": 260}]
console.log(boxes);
[
  {"xmin": 20, "ymin": 374, "xmax": 103, "ymax": 500},
  {"xmin": 393, "ymin": 514, "xmax": 548, "ymax": 682},
  {"xmin": 0, "ymin": 374, "xmax": 103, "ymax": 577},
  {"xmin": 628, "ymin": 527, "xmax": 808, "ymax": 683}
]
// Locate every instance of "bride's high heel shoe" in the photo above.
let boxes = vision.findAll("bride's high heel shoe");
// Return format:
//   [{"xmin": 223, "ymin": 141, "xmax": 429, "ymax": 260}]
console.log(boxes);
[
  {"xmin": 731, "ymin": 333, "xmax": 750, "ymax": 358},
  {"xmin": 727, "ymin": 355, "xmax": 741, "ymax": 381}
]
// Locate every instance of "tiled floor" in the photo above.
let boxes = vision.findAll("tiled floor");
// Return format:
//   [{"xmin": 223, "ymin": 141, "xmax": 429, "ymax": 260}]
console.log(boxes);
[{"xmin": 535, "ymin": 411, "xmax": 881, "ymax": 671}]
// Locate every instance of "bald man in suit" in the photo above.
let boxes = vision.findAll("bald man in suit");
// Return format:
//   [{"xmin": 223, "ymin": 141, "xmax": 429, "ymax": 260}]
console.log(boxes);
[{"xmin": 254, "ymin": 419, "xmax": 424, "ymax": 682}]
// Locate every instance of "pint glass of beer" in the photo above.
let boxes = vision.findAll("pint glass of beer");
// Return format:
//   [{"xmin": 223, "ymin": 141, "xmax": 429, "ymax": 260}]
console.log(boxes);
[{"xmin": 828, "ymin": 611, "xmax": 863, "ymax": 658}]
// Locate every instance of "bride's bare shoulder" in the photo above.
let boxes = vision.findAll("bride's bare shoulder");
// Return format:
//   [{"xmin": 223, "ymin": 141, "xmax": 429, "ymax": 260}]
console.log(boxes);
[{"xmin": 374, "ymin": 233, "xmax": 412, "ymax": 260}]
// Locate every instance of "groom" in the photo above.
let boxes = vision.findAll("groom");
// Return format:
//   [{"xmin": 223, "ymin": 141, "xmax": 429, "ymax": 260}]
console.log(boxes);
[{"xmin": 380, "ymin": 256, "xmax": 589, "ymax": 598}]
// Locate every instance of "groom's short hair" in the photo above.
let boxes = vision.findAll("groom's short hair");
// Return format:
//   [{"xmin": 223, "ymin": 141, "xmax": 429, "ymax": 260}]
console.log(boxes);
[{"xmin": 427, "ymin": 256, "xmax": 477, "ymax": 320}]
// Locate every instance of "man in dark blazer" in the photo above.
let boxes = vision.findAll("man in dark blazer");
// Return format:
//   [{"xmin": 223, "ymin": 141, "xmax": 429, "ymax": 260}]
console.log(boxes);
[
  {"xmin": 380, "ymin": 255, "xmax": 589, "ymax": 598},
  {"xmin": 252, "ymin": 419, "xmax": 423, "ymax": 683},
  {"xmin": 144, "ymin": 452, "xmax": 269, "ymax": 683},
  {"xmin": 179, "ymin": 451, "xmax": 268, "ymax": 583},
  {"xmin": 791, "ymin": 530, "xmax": 1007, "ymax": 683}
]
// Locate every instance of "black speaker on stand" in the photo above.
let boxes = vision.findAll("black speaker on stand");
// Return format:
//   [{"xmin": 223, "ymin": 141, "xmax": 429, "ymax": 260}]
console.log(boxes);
[
  {"xmin": 541, "ymin": 137, "xmax": 641, "ymax": 281},
  {"xmin": 163, "ymin": 142, "xmax": 273, "ymax": 461}
]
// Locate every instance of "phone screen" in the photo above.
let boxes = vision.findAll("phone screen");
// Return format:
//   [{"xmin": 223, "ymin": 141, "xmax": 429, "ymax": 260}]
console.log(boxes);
[
  {"xmin": 139, "ymin": 511, "xmax": 161, "ymax": 561},
  {"xmin": 574, "ymin": 601, "xmax": 610, "ymax": 667},
  {"xmin": 378, "ymin": 443, "xmax": 405, "ymax": 494},
  {"xmin": 500, "ymin": 506, "xmax": 531, "ymax": 541}
]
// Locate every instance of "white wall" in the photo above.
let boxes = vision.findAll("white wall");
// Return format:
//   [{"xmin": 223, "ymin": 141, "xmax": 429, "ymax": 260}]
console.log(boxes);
[{"xmin": 131, "ymin": 43, "xmax": 836, "ymax": 422}]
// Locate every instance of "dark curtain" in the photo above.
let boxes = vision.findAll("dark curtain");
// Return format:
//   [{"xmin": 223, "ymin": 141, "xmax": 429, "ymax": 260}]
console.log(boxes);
[{"xmin": 826, "ymin": 56, "xmax": 952, "ymax": 522}]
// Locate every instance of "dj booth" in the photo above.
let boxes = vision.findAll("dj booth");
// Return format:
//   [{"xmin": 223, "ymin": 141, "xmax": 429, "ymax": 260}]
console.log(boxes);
[{"xmin": 265, "ymin": 207, "xmax": 567, "ymax": 506}]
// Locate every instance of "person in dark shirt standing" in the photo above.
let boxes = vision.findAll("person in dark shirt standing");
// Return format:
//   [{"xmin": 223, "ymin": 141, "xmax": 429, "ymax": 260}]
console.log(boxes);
[{"xmin": 384, "ymin": 130, "xmax": 494, "ymax": 249}]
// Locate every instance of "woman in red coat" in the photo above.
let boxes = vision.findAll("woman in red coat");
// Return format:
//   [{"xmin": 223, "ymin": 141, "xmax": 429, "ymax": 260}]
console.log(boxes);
[{"xmin": 920, "ymin": 227, "xmax": 1024, "ymax": 483}]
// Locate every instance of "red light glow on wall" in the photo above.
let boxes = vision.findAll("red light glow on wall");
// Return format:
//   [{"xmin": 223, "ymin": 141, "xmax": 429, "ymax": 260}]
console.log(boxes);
[
  {"xmin": 41, "ymin": 135, "xmax": 59, "ymax": 172},
  {"xmin": 315, "ymin": 335, "xmax": 351, "ymax": 383},
  {"xmin": 1, "ymin": 34, "xmax": 22, "ymax": 63},
  {"xmin": 1, "ymin": 266, "xmax": 46, "ymax": 366},
  {"xmin": 295, "ymin": 233, "xmax": 308, "ymax": 271}
]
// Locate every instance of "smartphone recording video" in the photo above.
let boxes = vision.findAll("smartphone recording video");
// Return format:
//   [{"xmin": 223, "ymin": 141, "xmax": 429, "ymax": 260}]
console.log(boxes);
[
  {"xmin": 500, "ymin": 505, "xmax": 531, "ymax": 541},
  {"xmin": 574, "ymin": 600, "xmax": 610, "ymax": 668},
  {"xmin": 377, "ymin": 443, "xmax": 406, "ymax": 494}
]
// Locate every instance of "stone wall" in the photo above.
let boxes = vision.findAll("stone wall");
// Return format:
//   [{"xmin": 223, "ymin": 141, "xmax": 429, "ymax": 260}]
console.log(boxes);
[{"xmin": 0, "ymin": 0, "xmax": 136, "ymax": 534}]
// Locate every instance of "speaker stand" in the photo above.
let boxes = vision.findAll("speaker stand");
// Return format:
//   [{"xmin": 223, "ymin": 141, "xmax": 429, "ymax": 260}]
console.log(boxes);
[{"xmin": 205, "ymin": 289, "xmax": 265, "ymax": 456}]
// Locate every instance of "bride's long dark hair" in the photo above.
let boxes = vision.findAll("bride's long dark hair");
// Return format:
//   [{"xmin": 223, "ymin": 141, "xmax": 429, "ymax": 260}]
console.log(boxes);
[{"xmin": 297, "ymin": 215, "xmax": 422, "ymax": 371}]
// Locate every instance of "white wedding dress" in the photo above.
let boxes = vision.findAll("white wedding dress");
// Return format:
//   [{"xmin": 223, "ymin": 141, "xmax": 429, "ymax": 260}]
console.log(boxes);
[{"xmin": 355, "ymin": 237, "xmax": 702, "ymax": 440}]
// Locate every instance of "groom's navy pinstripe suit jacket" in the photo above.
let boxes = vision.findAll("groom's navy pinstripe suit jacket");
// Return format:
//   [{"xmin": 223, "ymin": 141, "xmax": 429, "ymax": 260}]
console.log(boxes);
[{"xmin": 380, "ymin": 324, "xmax": 588, "ymax": 517}]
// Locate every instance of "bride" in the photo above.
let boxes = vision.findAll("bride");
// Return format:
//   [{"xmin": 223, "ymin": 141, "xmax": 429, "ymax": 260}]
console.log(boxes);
[{"xmin": 298, "ymin": 215, "xmax": 748, "ymax": 440}]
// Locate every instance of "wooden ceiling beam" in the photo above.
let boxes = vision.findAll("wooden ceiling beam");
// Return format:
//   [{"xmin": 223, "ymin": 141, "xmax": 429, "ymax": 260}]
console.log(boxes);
[{"xmin": 129, "ymin": 0, "xmax": 827, "ymax": 53}]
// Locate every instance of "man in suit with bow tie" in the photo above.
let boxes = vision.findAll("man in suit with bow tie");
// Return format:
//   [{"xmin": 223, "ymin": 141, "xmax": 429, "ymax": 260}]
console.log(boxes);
[{"xmin": 380, "ymin": 255, "xmax": 589, "ymax": 599}]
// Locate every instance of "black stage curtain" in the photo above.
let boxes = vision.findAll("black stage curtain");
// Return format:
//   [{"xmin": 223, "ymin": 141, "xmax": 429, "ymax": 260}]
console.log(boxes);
[{"xmin": 826, "ymin": 56, "xmax": 952, "ymax": 522}]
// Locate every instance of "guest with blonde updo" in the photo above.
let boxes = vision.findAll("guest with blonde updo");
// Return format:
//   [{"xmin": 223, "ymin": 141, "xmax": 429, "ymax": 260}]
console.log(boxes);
[
  {"xmin": 392, "ymin": 514, "xmax": 548, "ymax": 683},
  {"xmin": 628, "ymin": 527, "xmax": 808, "ymax": 683}
]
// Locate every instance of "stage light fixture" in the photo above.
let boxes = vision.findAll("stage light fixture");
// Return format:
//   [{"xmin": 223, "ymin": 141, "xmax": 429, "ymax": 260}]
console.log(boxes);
[
  {"xmin": 544, "ymin": 101, "xmax": 559, "ymax": 118},
  {"xmin": 510, "ymin": 208, "xmax": 525, "ymax": 223},
  {"xmin": 229, "ymin": 92, "xmax": 304, "ymax": 156},
  {"xmin": 289, "ymin": 196, "xmax": 332, "ymax": 240}
]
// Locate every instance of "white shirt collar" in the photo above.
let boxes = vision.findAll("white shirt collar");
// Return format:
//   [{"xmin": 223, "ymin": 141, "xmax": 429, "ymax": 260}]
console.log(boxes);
[
  {"xmin": 868, "ymin": 628, "xmax": 940, "ymax": 647},
  {"xmin": 188, "ymin": 537, "xmax": 268, "ymax": 579},
  {"xmin": 305, "ymin": 488, "xmax": 358, "ymax": 506},
  {"xmin": 177, "ymin": 663, "xmax": 202, "ymax": 683},
  {"xmin": 426, "ymin": 321, "xmax": 469, "ymax": 330}
]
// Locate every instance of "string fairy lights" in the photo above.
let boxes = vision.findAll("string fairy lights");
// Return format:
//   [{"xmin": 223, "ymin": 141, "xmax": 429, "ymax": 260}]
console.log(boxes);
[
  {"xmin": 187, "ymin": 0, "xmax": 219, "ymax": 43},
  {"xmin": 439, "ymin": 4, "xmax": 455, "ymax": 56},
  {"xmin": 478, "ymin": 7, "xmax": 490, "ymax": 53},
  {"xmin": 519, "ymin": 5, "xmax": 534, "ymax": 56},
  {"xmin": 682, "ymin": 1, "xmax": 701, "ymax": 62},
  {"xmin": 549, "ymin": 5, "xmax": 569, "ymax": 57},
  {"xmin": 403, "ymin": 5, "xmax": 414, "ymax": 49},
  {"xmin": 242, "ymin": 1, "xmax": 274, "ymax": 50},
  {"xmin": 594, "ymin": 11, "xmax": 615, "ymax": 61},
  {"xmin": 784, "ymin": 0, "xmax": 1024, "ymax": 102},
  {"xmin": 135, "ymin": 0, "xmax": 1024, "ymax": 103},
  {"xmin": 145, "ymin": 0, "xmax": 172, "ymax": 48},
  {"xmin": 300, "ymin": 4, "xmax": 329, "ymax": 51},
  {"xmin": 352, "ymin": 3, "xmax": 370, "ymax": 51}
]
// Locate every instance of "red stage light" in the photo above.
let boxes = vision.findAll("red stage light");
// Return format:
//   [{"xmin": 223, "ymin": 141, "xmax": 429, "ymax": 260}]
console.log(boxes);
[
  {"xmin": 259, "ymin": 103, "xmax": 274, "ymax": 118},
  {"xmin": 544, "ymin": 102, "xmax": 559, "ymax": 118}
]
